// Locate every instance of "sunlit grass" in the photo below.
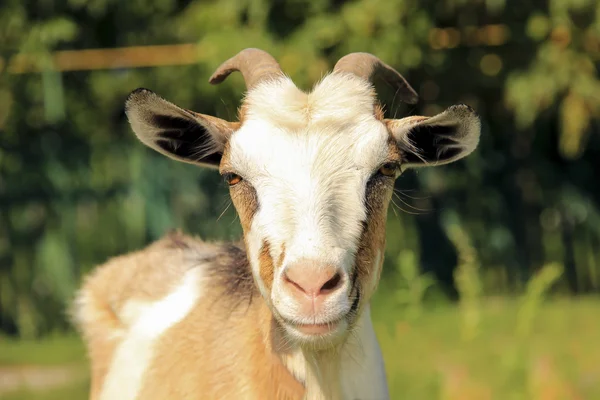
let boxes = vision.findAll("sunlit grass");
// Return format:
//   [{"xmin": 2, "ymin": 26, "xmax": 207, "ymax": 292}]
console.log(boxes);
[
  {"xmin": 0, "ymin": 334, "xmax": 88, "ymax": 399},
  {"xmin": 373, "ymin": 296, "xmax": 600, "ymax": 399},
  {"xmin": 0, "ymin": 334, "xmax": 86, "ymax": 366},
  {"xmin": 1, "ymin": 378, "xmax": 89, "ymax": 400}
]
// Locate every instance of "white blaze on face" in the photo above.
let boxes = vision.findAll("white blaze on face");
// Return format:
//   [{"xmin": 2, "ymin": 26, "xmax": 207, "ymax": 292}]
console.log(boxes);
[{"xmin": 228, "ymin": 74, "xmax": 391, "ymax": 321}]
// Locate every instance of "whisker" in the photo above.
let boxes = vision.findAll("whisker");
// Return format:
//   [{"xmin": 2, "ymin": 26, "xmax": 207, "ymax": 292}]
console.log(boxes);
[
  {"xmin": 393, "ymin": 192, "xmax": 432, "ymax": 213},
  {"xmin": 389, "ymin": 198, "xmax": 400, "ymax": 218},
  {"xmin": 219, "ymin": 97, "xmax": 234, "ymax": 122},
  {"xmin": 229, "ymin": 209, "xmax": 240, "ymax": 227},
  {"xmin": 393, "ymin": 188, "xmax": 431, "ymax": 201},
  {"xmin": 391, "ymin": 197, "xmax": 426, "ymax": 215},
  {"xmin": 217, "ymin": 199, "xmax": 233, "ymax": 222}
]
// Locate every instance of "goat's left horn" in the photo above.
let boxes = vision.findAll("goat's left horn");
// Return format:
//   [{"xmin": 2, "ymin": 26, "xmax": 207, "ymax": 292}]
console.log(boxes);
[
  {"xmin": 333, "ymin": 52, "xmax": 419, "ymax": 104},
  {"xmin": 209, "ymin": 48, "xmax": 283, "ymax": 90}
]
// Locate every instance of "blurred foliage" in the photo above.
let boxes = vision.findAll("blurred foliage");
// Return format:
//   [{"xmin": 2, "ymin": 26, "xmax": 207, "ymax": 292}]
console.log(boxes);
[
  {"xmin": 445, "ymin": 216, "xmax": 482, "ymax": 341},
  {"xmin": 0, "ymin": 0, "xmax": 599, "ymax": 338},
  {"xmin": 516, "ymin": 262, "xmax": 563, "ymax": 338},
  {"xmin": 394, "ymin": 250, "xmax": 436, "ymax": 320}
]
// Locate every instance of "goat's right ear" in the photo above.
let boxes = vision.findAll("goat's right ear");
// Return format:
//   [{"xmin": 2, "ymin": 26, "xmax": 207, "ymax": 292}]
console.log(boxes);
[
  {"xmin": 386, "ymin": 105, "xmax": 480, "ymax": 169},
  {"xmin": 125, "ymin": 88, "xmax": 239, "ymax": 169}
]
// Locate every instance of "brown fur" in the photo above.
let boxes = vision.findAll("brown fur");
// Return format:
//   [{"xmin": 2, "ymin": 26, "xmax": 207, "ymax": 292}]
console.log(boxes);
[
  {"xmin": 278, "ymin": 244, "xmax": 286, "ymax": 268},
  {"xmin": 73, "ymin": 232, "xmax": 217, "ymax": 399},
  {"xmin": 138, "ymin": 281, "xmax": 303, "ymax": 399},
  {"xmin": 237, "ymin": 103, "xmax": 250, "ymax": 124},
  {"xmin": 74, "ymin": 233, "xmax": 304, "ymax": 400},
  {"xmin": 222, "ymin": 141, "xmax": 259, "ymax": 237},
  {"xmin": 354, "ymin": 139, "xmax": 401, "ymax": 301},
  {"xmin": 374, "ymin": 102, "xmax": 385, "ymax": 121},
  {"xmin": 259, "ymin": 240, "xmax": 275, "ymax": 291}
]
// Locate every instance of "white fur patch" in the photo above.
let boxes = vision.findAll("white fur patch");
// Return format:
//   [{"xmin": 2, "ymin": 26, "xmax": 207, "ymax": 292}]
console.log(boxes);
[
  {"xmin": 230, "ymin": 74, "xmax": 391, "ymax": 323},
  {"xmin": 341, "ymin": 306, "xmax": 389, "ymax": 399},
  {"xmin": 99, "ymin": 267, "xmax": 203, "ymax": 400}
]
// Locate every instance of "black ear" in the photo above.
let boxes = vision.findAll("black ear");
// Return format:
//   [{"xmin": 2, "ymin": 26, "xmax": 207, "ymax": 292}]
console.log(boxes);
[
  {"xmin": 125, "ymin": 88, "xmax": 237, "ymax": 169},
  {"xmin": 387, "ymin": 104, "xmax": 481, "ymax": 168}
]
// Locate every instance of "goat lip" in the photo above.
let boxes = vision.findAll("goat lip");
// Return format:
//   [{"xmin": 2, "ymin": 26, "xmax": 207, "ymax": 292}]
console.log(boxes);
[
  {"xmin": 281, "ymin": 317, "xmax": 345, "ymax": 336},
  {"xmin": 293, "ymin": 321, "xmax": 339, "ymax": 335}
]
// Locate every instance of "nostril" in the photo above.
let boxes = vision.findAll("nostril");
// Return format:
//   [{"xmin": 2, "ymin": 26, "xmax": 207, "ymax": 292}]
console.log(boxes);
[
  {"xmin": 320, "ymin": 272, "xmax": 342, "ymax": 294},
  {"xmin": 284, "ymin": 272, "xmax": 307, "ymax": 294}
]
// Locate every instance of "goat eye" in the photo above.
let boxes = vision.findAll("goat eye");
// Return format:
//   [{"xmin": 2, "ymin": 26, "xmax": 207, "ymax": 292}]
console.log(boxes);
[
  {"xmin": 378, "ymin": 162, "xmax": 398, "ymax": 177},
  {"xmin": 223, "ymin": 173, "xmax": 242, "ymax": 186}
]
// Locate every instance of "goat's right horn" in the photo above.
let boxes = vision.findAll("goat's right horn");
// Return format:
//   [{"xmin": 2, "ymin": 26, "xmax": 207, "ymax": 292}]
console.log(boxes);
[
  {"xmin": 209, "ymin": 48, "xmax": 283, "ymax": 90},
  {"xmin": 334, "ymin": 52, "xmax": 419, "ymax": 104}
]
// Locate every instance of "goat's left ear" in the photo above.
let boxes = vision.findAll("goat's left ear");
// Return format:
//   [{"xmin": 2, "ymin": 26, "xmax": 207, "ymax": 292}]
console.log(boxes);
[
  {"xmin": 386, "ymin": 104, "xmax": 481, "ymax": 168},
  {"xmin": 125, "ymin": 88, "xmax": 239, "ymax": 169}
]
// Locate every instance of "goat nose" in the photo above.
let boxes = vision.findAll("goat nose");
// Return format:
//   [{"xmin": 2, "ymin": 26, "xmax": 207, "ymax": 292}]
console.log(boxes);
[{"xmin": 283, "ymin": 263, "xmax": 343, "ymax": 297}]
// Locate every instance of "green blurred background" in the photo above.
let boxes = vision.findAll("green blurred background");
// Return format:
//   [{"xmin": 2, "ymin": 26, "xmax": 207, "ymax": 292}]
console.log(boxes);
[{"xmin": 1, "ymin": 0, "xmax": 599, "ymax": 398}]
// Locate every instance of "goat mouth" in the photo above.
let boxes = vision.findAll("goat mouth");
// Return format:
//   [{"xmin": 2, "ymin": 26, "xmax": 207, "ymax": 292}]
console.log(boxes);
[
  {"xmin": 293, "ymin": 321, "xmax": 340, "ymax": 335},
  {"xmin": 280, "ymin": 316, "xmax": 347, "ymax": 337}
]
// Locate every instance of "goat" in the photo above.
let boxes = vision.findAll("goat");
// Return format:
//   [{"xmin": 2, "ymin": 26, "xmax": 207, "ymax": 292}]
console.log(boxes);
[{"xmin": 73, "ymin": 48, "xmax": 481, "ymax": 400}]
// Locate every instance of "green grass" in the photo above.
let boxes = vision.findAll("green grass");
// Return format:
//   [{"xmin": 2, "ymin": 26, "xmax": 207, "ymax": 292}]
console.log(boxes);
[
  {"xmin": 0, "ymin": 334, "xmax": 86, "ymax": 366},
  {"xmin": 374, "ymin": 296, "xmax": 600, "ymax": 400},
  {"xmin": 2, "ymin": 297, "xmax": 600, "ymax": 399},
  {"xmin": 1, "ymin": 379, "xmax": 89, "ymax": 400},
  {"xmin": 0, "ymin": 334, "xmax": 88, "ymax": 400}
]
